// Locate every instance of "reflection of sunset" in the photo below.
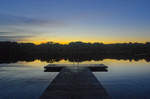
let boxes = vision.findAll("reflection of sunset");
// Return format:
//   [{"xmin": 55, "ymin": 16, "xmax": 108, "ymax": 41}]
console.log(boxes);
[{"xmin": 18, "ymin": 59, "xmax": 149, "ymax": 67}]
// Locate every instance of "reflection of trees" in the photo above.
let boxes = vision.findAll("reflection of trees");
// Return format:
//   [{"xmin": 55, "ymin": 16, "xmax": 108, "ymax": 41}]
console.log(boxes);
[
  {"xmin": 0, "ymin": 55, "xmax": 149, "ymax": 64},
  {"xmin": 0, "ymin": 41, "xmax": 150, "ymax": 63}
]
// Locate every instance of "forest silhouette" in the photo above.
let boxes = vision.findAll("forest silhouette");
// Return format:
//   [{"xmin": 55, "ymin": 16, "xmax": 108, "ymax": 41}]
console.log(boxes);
[{"xmin": 0, "ymin": 41, "xmax": 150, "ymax": 63}]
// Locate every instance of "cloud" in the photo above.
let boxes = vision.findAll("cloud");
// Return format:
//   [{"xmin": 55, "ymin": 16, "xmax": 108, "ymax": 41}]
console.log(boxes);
[
  {"xmin": 0, "ymin": 13, "xmax": 64, "ymax": 26},
  {"xmin": 0, "ymin": 35, "xmax": 34, "ymax": 41},
  {"xmin": 0, "ymin": 13, "xmax": 66, "ymax": 36},
  {"xmin": 0, "ymin": 32, "xmax": 12, "ymax": 35}
]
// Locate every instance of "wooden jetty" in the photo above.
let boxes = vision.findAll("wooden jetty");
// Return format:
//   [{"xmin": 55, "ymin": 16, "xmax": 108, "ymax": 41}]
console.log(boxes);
[
  {"xmin": 40, "ymin": 64, "xmax": 110, "ymax": 99},
  {"xmin": 44, "ymin": 64, "xmax": 108, "ymax": 72}
]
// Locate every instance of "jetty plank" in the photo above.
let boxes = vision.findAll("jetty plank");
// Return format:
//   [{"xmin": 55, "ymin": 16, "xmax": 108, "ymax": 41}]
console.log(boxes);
[{"xmin": 40, "ymin": 67, "xmax": 110, "ymax": 99}]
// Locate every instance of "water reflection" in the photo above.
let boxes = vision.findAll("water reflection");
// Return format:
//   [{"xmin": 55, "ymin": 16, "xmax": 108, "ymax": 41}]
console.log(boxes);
[
  {"xmin": 0, "ymin": 59, "xmax": 150, "ymax": 99},
  {"xmin": 93, "ymin": 61, "xmax": 150, "ymax": 99},
  {"xmin": 0, "ymin": 56, "xmax": 150, "ymax": 64}
]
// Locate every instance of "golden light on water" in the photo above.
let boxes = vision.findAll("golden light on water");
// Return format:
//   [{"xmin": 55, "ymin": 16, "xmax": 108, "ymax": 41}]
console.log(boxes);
[{"xmin": 19, "ymin": 59, "xmax": 149, "ymax": 67}]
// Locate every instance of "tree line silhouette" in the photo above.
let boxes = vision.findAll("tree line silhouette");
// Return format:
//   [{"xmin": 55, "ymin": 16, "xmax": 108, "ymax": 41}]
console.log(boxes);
[{"xmin": 0, "ymin": 41, "xmax": 150, "ymax": 63}]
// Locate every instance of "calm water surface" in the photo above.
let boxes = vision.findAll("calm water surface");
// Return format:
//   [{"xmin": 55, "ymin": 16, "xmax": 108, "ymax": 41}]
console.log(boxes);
[{"xmin": 0, "ymin": 59, "xmax": 150, "ymax": 99}]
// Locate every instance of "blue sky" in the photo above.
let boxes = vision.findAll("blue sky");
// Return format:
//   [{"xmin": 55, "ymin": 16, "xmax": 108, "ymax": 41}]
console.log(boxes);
[{"xmin": 0, "ymin": 0, "xmax": 150, "ymax": 44}]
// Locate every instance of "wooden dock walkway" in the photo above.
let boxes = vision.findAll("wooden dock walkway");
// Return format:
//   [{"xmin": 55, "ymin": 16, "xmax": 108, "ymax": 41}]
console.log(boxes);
[
  {"xmin": 40, "ymin": 66, "xmax": 110, "ymax": 99},
  {"xmin": 44, "ymin": 64, "xmax": 108, "ymax": 72}
]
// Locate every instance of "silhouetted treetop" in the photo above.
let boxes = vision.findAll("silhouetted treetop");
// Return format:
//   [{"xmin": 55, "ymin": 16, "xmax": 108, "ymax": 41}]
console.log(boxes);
[{"xmin": 0, "ymin": 41, "xmax": 150, "ymax": 63}]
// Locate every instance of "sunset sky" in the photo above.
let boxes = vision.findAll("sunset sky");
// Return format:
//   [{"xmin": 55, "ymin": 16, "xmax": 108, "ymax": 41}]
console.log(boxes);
[{"xmin": 0, "ymin": 0, "xmax": 150, "ymax": 44}]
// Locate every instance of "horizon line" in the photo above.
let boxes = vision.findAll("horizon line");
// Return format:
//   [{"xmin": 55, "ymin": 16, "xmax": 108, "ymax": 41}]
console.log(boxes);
[{"xmin": 1, "ymin": 40, "xmax": 149, "ymax": 45}]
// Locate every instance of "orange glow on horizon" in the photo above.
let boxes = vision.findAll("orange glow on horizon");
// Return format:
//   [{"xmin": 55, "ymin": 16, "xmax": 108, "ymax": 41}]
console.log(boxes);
[
  {"xmin": 17, "ymin": 35, "xmax": 150, "ymax": 45},
  {"xmin": 18, "ymin": 40, "xmax": 149, "ymax": 45}
]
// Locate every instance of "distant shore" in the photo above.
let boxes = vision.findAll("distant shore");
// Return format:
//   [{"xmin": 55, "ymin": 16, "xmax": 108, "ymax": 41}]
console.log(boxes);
[{"xmin": 0, "ymin": 41, "xmax": 150, "ymax": 63}]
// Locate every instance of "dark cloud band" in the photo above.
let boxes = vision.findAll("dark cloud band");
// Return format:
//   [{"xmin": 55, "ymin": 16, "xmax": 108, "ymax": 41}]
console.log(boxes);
[{"xmin": 0, "ymin": 35, "xmax": 33, "ymax": 41}]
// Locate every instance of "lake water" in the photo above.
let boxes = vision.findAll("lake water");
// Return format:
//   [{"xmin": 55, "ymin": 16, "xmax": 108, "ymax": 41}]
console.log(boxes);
[{"xmin": 0, "ymin": 59, "xmax": 150, "ymax": 99}]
